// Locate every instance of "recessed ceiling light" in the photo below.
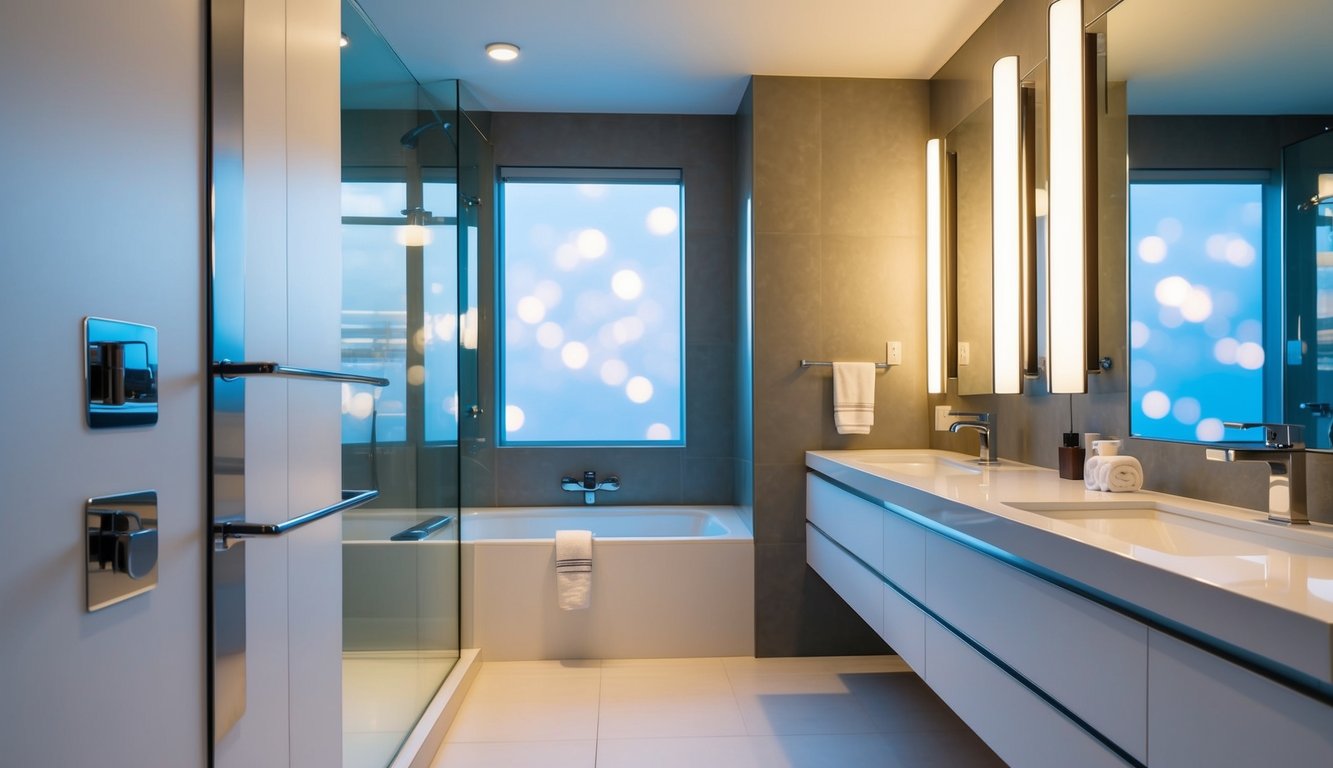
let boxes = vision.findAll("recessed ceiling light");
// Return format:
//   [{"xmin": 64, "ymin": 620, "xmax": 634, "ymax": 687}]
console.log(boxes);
[
  {"xmin": 486, "ymin": 42, "xmax": 520, "ymax": 62},
  {"xmin": 340, "ymin": 33, "xmax": 349, "ymax": 48}
]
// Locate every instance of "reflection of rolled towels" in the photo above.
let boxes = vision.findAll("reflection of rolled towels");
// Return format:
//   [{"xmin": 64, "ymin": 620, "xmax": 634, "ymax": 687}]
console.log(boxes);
[
  {"xmin": 1097, "ymin": 456, "xmax": 1143, "ymax": 493},
  {"xmin": 1084, "ymin": 456, "xmax": 1103, "ymax": 490},
  {"xmin": 555, "ymin": 529, "xmax": 593, "ymax": 611}
]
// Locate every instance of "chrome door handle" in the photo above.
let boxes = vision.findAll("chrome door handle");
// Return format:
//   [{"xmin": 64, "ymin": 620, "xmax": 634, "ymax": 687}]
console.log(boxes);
[
  {"xmin": 213, "ymin": 361, "xmax": 389, "ymax": 387},
  {"xmin": 214, "ymin": 489, "xmax": 378, "ymax": 548}
]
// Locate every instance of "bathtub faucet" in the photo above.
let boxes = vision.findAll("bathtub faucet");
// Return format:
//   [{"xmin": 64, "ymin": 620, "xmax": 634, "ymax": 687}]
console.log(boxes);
[{"xmin": 561, "ymin": 470, "xmax": 620, "ymax": 505}]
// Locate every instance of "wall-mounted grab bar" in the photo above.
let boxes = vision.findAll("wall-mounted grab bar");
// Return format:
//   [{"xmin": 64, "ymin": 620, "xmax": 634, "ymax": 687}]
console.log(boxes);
[
  {"xmin": 214, "ymin": 489, "xmax": 379, "ymax": 548},
  {"xmin": 213, "ymin": 361, "xmax": 390, "ymax": 387},
  {"xmin": 389, "ymin": 514, "xmax": 454, "ymax": 542}
]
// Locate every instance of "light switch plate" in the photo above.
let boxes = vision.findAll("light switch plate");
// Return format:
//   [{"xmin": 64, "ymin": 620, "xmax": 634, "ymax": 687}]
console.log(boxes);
[
  {"xmin": 958, "ymin": 342, "xmax": 971, "ymax": 366},
  {"xmin": 935, "ymin": 405, "xmax": 964, "ymax": 431},
  {"xmin": 886, "ymin": 341, "xmax": 903, "ymax": 366}
]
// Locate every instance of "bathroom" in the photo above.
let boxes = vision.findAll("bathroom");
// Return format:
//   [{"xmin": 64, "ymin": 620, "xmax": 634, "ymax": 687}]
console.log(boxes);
[{"xmin": 4, "ymin": 0, "xmax": 1333, "ymax": 765}]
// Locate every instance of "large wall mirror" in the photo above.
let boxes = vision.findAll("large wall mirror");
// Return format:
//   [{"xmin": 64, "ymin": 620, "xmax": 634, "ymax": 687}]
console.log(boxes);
[
  {"xmin": 1103, "ymin": 0, "xmax": 1333, "ymax": 447},
  {"xmin": 946, "ymin": 60, "xmax": 1047, "ymax": 397},
  {"xmin": 950, "ymin": 99, "xmax": 994, "ymax": 395}
]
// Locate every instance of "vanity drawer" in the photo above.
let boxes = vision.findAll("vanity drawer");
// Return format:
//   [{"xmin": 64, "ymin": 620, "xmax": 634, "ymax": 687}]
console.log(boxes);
[
  {"xmin": 806, "ymin": 474, "xmax": 883, "ymax": 571},
  {"xmin": 925, "ymin": 618, "xmax": 1131, "ymax": 768},
  {"xmin": 882, "ymin": 583, "xmax": 926, "ymax": 673},
  {"xmin": 1148, "ymin": 630, "xmax": 1333, "ymax": 766},
  {"xmin": 926, "ymin": 535, "xmax": 1147, "ymax": 763},
  {"xmin": 807, "ymin": 523, "xmax": 883, "ymax": 637},
  {"xmin": 882, "ymin": 502, "xmax": 925, "ymax": 600}
]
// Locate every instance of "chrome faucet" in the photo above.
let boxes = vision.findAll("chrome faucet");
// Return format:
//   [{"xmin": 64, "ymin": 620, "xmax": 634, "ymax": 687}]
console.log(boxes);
[
  {"xmin": 1204, "ymin": 422, "xmax": 1307, "ymax": 525},
  {"xmin": 949, "ymin": 411, "xmax": 998, "ymax": 465},
  {"xmin": 560, "ymin": 470, "xmax": 621, "ymax": 505}
]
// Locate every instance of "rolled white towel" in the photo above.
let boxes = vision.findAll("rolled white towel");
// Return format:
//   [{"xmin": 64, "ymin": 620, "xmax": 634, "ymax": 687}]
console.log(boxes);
[
  {"xmin": 1096, "ymin": 455, "xmax": 1143, "ymax": 493},
  {"xmin": 555, "ymin": 529, "xmax": 592, "ymax": 611},
  {"xmin": 1083, "ymin": 455, "xmax": 1103, "ymax": 491}
]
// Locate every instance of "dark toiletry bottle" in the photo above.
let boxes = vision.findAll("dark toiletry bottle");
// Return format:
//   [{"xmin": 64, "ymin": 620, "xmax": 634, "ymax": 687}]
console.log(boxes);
[{"xmin": 1058, "ymin": 432, "xmax": 1084, "ymax": 480}]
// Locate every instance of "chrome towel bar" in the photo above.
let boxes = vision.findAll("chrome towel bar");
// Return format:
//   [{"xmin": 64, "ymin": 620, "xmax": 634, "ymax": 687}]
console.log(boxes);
[
  {"xmin": 213, "ymin": 360, "xmax": 389, "ymax": 387},
  {"xmin": 214, "ymin": 489, "xmax": 378, "ymax": 547}
]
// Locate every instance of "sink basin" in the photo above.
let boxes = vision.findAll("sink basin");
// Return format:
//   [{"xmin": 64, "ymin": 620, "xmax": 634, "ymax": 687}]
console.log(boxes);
[
  {"xmin": 851, "ymin": 453, "xmax": 983, "ymax": 477},
  {"xmin": 1002, "ymin": 500, "xmax": 1333, "ymax": 571}
]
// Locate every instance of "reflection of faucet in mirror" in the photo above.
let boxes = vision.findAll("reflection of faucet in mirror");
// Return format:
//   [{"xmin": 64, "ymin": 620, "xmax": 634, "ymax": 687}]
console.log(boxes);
[
  {"xmin": 949, "ymin": 411, "xmax": 998, "ymax": 465},
  {"xmin": 1203, "ymin": 422, "xmax": 1307, "ymax": 525},
  {"xmin": 1299, "ymin": 402, "xmax": 1333, "ymax": 448}
]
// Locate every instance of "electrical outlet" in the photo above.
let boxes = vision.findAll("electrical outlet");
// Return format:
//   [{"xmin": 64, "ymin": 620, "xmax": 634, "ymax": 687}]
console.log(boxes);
[
  {"xmin": 935, "ymin": 405, "xmax": 962, "ymax": 431},
  {"xmin": 958, "ymin": 342, "xmax": 971, "ymax": 366},
  {"xmin": 886, "ymin": 341, "xmax": 903, "ymax": 366}
]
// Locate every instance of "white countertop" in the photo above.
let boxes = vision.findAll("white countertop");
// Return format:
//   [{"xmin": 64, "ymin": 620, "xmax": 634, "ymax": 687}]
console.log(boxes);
[{"xmin": 806, "ymin": 448, "xmax": 1333, "ymax": 686}]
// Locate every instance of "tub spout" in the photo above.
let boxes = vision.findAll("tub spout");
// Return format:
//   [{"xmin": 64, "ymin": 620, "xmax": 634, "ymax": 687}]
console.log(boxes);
[{"xmin": 561, "ymin": 471, "xmax": 621, "ymax": 505}]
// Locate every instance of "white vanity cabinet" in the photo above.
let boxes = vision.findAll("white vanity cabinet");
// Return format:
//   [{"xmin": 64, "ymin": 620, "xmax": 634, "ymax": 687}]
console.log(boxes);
[
  {"xmin": 804, "ymin": 450, "xmax": 1333, "ymax": 767},
  {"xmin": 805, "ymin": 474, "xmax": 1136, "ymax": 766},
  {"xmin": 1146, "ymin": 630, "xmax": 1333, "ymax": 765}
]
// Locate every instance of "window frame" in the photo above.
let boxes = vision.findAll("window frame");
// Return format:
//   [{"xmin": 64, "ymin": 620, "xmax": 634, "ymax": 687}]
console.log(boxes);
[
  {"xmin": 1126, "ymin": 169, "xmax": 1277, "ymax": 442},
  {"xmin": 340, "ymin": 166, "xmax": 461, "ymax": 446}
]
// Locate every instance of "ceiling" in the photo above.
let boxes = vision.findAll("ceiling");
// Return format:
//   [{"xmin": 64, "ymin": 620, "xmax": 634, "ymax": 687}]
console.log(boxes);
[
  {"xmin": 354, "ymin": 0, "xmax": 1004, "ymax": 115},
  {"xmin": 1107, "ymin": 0, "xmax": 1333, "ymax": 115}
]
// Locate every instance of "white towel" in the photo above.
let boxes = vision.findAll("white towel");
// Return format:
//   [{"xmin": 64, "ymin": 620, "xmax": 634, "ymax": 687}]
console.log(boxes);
[
  {"xmin": 833, "ymin": 362, "xmax": 876, "ymax": 435},
  {"xmin": 555, "ymin": 529, "xmax": 592, "ymax": 611},
  {"xmin": 1083, "ymin": 456, "xmax": 1103, "ymax": 490},
  {"xmin": 1096, "ymin": 456, "xmax": 1143, "ymax": 493}
]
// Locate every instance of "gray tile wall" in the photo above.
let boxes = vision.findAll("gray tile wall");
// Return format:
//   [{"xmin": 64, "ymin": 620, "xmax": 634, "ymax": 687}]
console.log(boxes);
[
  {"xmin": 743, "ymin": 77, "xmax": 932, "ymax": 656},
  {"xmin": 464, "ymin": 113, "xmax": 739, "ymax": 507}
]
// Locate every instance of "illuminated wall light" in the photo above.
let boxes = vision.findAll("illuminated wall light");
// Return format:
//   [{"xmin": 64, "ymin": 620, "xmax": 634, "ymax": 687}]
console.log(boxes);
[
  {"xmin": 1047, "ymin": 0, "xmax": 1087, "ymax": 393},
  {"xmin": 992, "ymin": 55, "xmax": 1022, "ymax": 395},
  {"xmin": 925, "ymin": 138, "xmax": 945, "ymax": 394}
]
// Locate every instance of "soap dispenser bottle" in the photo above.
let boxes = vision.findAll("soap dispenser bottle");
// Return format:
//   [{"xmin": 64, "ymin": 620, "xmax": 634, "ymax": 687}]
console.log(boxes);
[{"xmin": 1058, "ymin": 432, "xmax": 1084, "ymax": 480}]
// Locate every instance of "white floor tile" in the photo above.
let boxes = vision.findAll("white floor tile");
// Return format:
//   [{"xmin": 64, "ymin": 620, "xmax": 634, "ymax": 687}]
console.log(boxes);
[
  {"xmin": 429, "ymin": 739, "xmax": 597, "ymax": 768},
  {"xmin": 426, "ymin": 655, "xmax": 1005, "ymax": 768},
  {"xmin": 597, "ymin": 666, "xmax": 747, "ymax": 738},
  {"xmin": 445, "ymin": 673, "xmax": 601, "ymax": 742},
  {"xmin": 846, "ymin": 671, "xmax": 972, "ymax": 733},
  {"xmin": 730, "ymin": 673, "xmax": 880, "ymax": 736}
]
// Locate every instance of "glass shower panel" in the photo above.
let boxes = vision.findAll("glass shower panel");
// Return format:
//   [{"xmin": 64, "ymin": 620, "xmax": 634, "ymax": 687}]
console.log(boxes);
[
  {"xmin": 1285, "ymin": 131, "xmax": 1333, "ymax": 449},
  {"xmin": 339, "ymin": 2, "xmax": 460, "ymax": 765}
]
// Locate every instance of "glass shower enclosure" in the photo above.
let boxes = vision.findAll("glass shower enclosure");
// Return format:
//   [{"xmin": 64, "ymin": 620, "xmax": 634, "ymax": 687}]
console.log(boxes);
[{"xmin": 338, "ymin": 2, "xmax": 475, "ymax": 764}]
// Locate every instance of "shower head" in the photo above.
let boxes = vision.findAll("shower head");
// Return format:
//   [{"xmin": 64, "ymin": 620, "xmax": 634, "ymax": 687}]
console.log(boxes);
[{"xmin": 400, "ymin": 119, "xmax": 454, "ymax": 149}]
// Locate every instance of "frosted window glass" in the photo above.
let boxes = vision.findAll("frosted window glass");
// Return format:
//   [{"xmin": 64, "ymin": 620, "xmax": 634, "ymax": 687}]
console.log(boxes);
[
  {"xmin": 1129, "ymin": 182, "xmax": 1264, "ymax": 442},
  {"xmin": 500, "ymin": 176, "xmax": 684, "ymax": 445}
]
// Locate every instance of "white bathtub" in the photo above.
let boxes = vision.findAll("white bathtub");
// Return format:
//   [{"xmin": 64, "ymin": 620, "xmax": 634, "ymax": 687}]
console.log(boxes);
[
  {"xmin": 342, "ymin": 509, "xmax": 459, "ymax": 653},
  {"xmin": 462, "ymin": 505, "xmax": 754, "ymax": 661}
]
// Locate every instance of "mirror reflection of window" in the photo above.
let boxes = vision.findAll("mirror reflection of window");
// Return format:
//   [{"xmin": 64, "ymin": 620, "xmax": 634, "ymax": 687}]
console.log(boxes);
[{"xmin": 1129, "ymin": 181, "xmax": 1265, "ymax": 442}]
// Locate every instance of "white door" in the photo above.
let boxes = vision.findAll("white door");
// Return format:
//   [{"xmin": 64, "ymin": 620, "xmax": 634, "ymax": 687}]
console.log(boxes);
[
  {"xmin": 210, "ymin": 0, "xmax": 345, "ymax": 766},
  {"xmin": 0, "ymin": 1, "xmax": 208, "ymax": 765}
]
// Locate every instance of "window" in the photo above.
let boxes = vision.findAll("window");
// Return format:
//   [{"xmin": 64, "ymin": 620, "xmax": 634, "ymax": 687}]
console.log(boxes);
[
  {"xmin": 1128, "ymin": 180, "xmax": 1265, "ymax": 442},
  {"xmin": 498, "ymin": 168, "xmax": 684, "ymax": 445},
  {"xmin": 340, "ymin": 175, "xmax": 459, "ymax": 445}
]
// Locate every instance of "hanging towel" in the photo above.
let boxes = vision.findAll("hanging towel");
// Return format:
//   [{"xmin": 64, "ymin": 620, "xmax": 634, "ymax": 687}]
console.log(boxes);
[
  {"xmin": 555, "ymin": 529, "xmax": 593, "ymax": 611},
  {"xmin": 833, "ymin": 362, "xmax": 876, "ymax": 435},
  {"xmin": 1096, "ymin": 455, "xmax": 1144, "ymax": 493}
]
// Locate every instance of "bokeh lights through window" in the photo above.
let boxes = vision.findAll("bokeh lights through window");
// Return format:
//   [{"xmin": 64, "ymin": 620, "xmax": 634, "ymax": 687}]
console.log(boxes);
[
  {"xmin": 500, "ymin": 172, "xmax": 683, "ymax": 444},
  {"xmin": 1129, "ymin": 182, "xmax": 1264, "ymax": 442}
]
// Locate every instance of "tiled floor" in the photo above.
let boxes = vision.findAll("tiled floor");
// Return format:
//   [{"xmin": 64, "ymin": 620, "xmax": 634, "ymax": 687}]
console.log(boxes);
[
  {"xmin": 344, "ymin": 652, "xmax": 460, "ymax": 768},
  {"xmin": 430, "ymin": 656, "xmax": 1006, "ymax": 767}
]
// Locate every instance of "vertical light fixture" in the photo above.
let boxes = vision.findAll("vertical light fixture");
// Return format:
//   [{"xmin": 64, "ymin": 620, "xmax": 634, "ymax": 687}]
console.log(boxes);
[
  {"xmin": 992, "ymin": 55, "xmax": 1022, "ymax": 394},
  {"xmin": 1047, "ymin": 0, "xmax": 1087, "ymax": 393},
  {"xmin": 926, "ymin": 139, "xmax": 945, "ymax": 394}
]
